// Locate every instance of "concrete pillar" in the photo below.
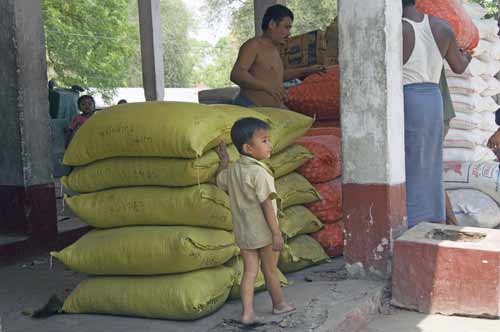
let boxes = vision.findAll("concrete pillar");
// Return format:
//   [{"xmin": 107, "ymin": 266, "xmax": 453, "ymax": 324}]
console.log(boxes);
[
  {"xmin": 338, "ymin": 0, "xmax": 407, "ymax": 279},
  {"xmin": 138, "ymin": 0, "xmax": 164, "ymax": 101},
  {"xmin": 253, "ymin": 0, "xmax": 287, "ymax": 36},
  {"xmin": 0, "ymin": 0, "xmax": 57, "ymax": 242}
]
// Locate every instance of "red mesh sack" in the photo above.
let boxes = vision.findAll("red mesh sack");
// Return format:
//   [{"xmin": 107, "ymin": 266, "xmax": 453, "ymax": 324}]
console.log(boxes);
[
  {"xmin": 312, "ymin": 120, "xmax": 340, "ymax": 128},
  {"xmin": 304, "ymin": 127, "xmax": 341, "ymax": 138},
  {"xmin": 297, "ymin": 133, "xmax": 342, "ymax": 184},
  {"xmin": 286, "ymin": 66, "xmax": 340, "ymax": 121},
  {"xmin": 310, "ymin": 222, "xmax": 344, "ymax": 258},
  {"xmin": 306, "ymin": 179, "xmax": 342, "ymax": 224},
  {"xmin": 416, "ymin": 0, "xmax": 479, "ymax": 51}
]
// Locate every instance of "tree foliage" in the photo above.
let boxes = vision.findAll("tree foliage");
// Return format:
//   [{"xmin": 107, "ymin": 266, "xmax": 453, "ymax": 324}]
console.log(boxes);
[
  {"xmin": 42, "ymin": 0, "xmax": 134, "ymax": 98},
  {"xmin": 43, "ymin": 0, "xmax": 199, "ymax": 95}
]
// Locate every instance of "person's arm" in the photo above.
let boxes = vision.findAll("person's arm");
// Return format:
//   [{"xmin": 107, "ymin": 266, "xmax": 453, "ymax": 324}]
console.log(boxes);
[
  {"xmin": 215, "ymin": 141, "xmax": 230, "ymax": 191},
  {"xmin": 283, "ymin": 65, "xmax": 327, "ymax": 81},
  {"xmin": 261, "ymin": 199, "xmax": 284, "ymax": 251},
  {"xmin": 443, "ymin": 23, "xmax": 472, "ymax": 74},
  {"xmin": 230, "ymin": 40, "xmax": 286, "ymax": 102}
]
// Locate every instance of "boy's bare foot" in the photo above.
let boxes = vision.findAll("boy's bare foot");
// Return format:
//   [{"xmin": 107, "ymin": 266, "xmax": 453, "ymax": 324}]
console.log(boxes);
[
  {"xmin": 272, "ymin": 303, "xmax": 296, "ymax": 315},
  {"xmin": 241, "ymin": 314, "xmax": 264, "ymax": 326}
]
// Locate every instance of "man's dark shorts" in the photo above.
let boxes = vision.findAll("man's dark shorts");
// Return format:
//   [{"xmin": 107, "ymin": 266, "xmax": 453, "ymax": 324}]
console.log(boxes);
[{"xmin": 233, "ymin": 94, "xmax": 255, "ymax": 107}]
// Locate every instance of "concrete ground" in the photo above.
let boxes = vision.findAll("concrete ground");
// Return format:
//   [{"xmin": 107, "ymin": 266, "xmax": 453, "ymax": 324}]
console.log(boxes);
[{"xmin": 0, "ymin": 256, "xmax": 385, "ymax": 332}]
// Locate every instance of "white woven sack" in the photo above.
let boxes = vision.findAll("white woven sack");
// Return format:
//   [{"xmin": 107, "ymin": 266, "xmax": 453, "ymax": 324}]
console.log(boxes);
[
  {"xmin": 448, "ymin": 189, "xmax": 500, "ymax": 229},
  {"xmin": 444, "ymin": 161, "xmax": 500, "ymax": 205},
  {"xmin": 463, "ymin": 2, "xmax": 487, "ymax": 20},
  {"xmin": 451, "ymin": 94, "xmax": 498, "ymax": 113},
  {"xmin": 473, "ymin": 19, "xmax": 498, "ymax": 42},
  {"xmin": 447, "ymin": 76, "xmax": 487, "ymax": 95},
  {"xmin": 480, "ymin": 75, "xmax": 500, "ymax": 97},
  {"xmin": 479, "ymin": 112, "xmax": 499, "ymax": 132},
  {"xmin": 444, "ymin": 128, "xmax": 488, "ymax": 149},
  {"xmin": 477, "ymin": 40, "xmax": 500, "ymax": 62},
  {"xmin": 443, "ymin": 145, "xmax": 496, "ymax": 162},
  {"xmin": 473, "ymin": 39, "xmax": 491, "ymax": 58},
  {"xmin": 449, "ymin": 112, "xmax": 481, "ymax": 130}
]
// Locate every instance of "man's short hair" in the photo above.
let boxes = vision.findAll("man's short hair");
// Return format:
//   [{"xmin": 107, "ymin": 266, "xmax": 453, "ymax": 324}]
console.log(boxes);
[
  {"xmin": 231, "ymin": 117, "xmax": 270, "ymax": 154},
  {"xmin": 261, "ymin": 4, "xmax": 294, "ymax": 31},
  {"xmin": 402, "ymin": 0, "xmax": 416, "ymax": 8}
]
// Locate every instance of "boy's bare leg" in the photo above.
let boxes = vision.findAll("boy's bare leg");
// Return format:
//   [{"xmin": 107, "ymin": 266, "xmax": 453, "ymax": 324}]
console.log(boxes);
[
  {"xmin": 259, "ymin": 244, "xmax": 295, "ymax": 314},
  {"xmin": 240, "ymin": 249, "xmax": 260, "ymax": 325}
]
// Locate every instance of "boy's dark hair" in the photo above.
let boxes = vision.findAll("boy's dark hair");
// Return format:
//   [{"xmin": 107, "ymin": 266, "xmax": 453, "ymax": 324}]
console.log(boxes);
[
  {"xmin": 261, "ymin": 4, "xmax": 294, "ymax": 31},
  {"xmin": 77, "ymin": 95, "xmax": 95, "ymax": 109},
  {"xmin": 231, "ymin": 117, "xmax": 270, "ymax": 154},
  {"xmin": 402, "ymin": 0, "xmax": 416, "ymax": 8}
]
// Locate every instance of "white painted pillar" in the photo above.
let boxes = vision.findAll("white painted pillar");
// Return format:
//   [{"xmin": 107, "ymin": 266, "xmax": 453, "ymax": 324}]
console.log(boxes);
[
  {"xmin": 253, "ymin": 0, "xmax": 287, "ymax": 36},
  {"xmin": 138, "ymin": 0, "xmax": 164, "ymax": 101},
  {"xmin": 339, "ymin": 0, "xmax": 406, "ymax": 279}
]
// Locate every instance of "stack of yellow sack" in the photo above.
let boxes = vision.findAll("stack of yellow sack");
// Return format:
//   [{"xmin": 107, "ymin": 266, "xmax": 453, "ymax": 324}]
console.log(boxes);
[
  {"xmin": 52, "ymin": 102, "xmax": 321, "ymax": 319},
  {"xmin": 54, "ymin": 102, "xmax": 252, "ymax": 320}
]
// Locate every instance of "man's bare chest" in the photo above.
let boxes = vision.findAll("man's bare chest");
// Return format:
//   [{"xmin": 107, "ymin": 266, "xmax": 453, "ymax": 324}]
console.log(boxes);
[{"xmin": 254, "ymin": 49, "xmax": 283, "ymax": 74}]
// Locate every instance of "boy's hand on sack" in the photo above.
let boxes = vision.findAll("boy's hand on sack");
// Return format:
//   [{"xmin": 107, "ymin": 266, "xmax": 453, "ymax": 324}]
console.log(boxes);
[
  {"xmin": 272, "ymin": 233, "xmax": 284, "ymax": 252},
  {"xmin": 216, "ymin": 141, "xmax": 230, "ymax": 169}
]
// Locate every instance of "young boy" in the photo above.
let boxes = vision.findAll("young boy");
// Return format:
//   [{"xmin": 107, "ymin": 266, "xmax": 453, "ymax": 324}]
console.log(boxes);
[{"xmin": 216, "ymin": 117, "xmax": 295, "ymax": 326}]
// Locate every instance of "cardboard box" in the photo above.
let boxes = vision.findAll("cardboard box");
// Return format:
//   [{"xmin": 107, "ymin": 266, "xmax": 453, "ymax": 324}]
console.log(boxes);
[{"xmin": 280, "ymin": 19, "xmax": 338, "ymax": 69}]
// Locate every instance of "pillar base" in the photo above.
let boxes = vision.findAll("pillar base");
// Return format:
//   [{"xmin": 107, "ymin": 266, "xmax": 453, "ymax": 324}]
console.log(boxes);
[
  {"xmin": 0, "ymin": 184, "xmax": 57, "ymax": 243},
  {"xmin": 343, "ymin": 183, "xmax": 407, "ymax": 279}
]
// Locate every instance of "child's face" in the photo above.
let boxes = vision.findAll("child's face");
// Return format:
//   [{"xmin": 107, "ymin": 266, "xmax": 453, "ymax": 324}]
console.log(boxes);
[
  {"xmin": 79, "ymin": 98, "xmax": 95, "ymax": 114},
  {"xmin": 244, "ymin": 129, "xmax": 272, "ymax": 160}
]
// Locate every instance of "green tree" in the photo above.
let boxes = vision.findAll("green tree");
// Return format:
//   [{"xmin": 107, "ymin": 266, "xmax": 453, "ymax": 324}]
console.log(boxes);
[
  {"xmin": 42, "ymin": 0, "xmax": 134, "ymax": 99},
  {"xmin": 193, "ymin": 36, "xmax": 239, "ymax": 88}
]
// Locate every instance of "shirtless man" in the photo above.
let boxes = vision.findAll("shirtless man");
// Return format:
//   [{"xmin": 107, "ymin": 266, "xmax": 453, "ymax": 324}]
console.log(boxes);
[{"xmin": 230, "ymin": 5, "xmax": 325, "ymax": 108}]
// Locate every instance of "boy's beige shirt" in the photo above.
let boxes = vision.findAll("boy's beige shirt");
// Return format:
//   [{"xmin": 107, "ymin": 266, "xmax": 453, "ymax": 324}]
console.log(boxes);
[{"xmin": 217, "ymin": 155, "xmax": 279, "ymax": 250}]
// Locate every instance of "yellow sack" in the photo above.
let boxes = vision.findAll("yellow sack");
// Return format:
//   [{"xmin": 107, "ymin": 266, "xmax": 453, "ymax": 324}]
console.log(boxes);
[
  {"xmin": 65, "ymin": 185, "xmax": 232, "ymax": 230},
  {"xmin": 280, "ymin": 206, "xmax": 323, "ymax": 238},
  {"xmin": 279, "ymin": 235, "xmax": 329, "ymax": 273},
  {"xmin": 254, "ymin": 107, "xmax": 313, "ymax": 153},
  {"xmin": 276, "ymin": 173, "xmax": 321, "ymax": 209},
  {"xmin": 63, "ymin": 102, "xmax": 268, "ymax": 165},
  {"xmin": 265, "ymin": 144, "xmax": 313, "ymax": 179},
  {"xmin": 63, "ymin": 266, "xmax": 234, "ymax": 320},
  {"xmin": 62, "ymin": 146, "xmax": 240, "ymax": 193},
  {"xmin": 226, "ymin": 256, "xmax": 288, "ymax": 300},
  {"xmin": 51, "ymin": 226, "xmax": 238, "ymax": 275}
]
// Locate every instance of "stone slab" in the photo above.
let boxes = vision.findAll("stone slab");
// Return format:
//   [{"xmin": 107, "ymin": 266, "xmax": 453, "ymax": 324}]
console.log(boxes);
[{"xmin": 392, "ymin": 222, "xmax": 500, "ymax": 318}]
